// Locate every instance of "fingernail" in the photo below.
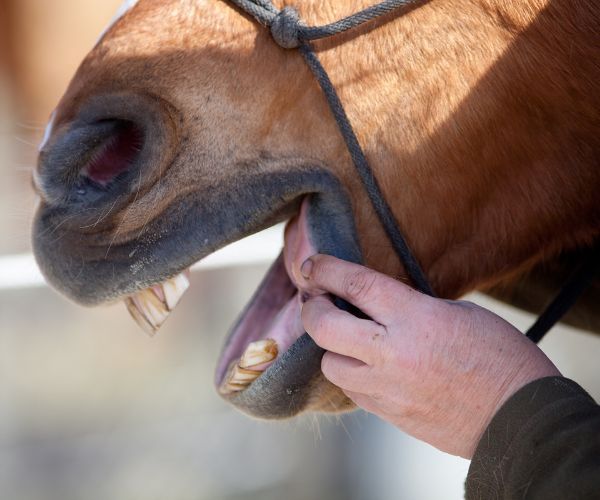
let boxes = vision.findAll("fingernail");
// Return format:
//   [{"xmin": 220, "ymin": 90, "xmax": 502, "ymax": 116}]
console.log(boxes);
[{"xmin": 300, "ymin": 258, "xmax": 313, "ymax": 279}]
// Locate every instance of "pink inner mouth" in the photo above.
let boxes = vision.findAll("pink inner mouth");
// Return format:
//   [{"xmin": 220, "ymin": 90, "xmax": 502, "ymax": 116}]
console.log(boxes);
[{"xmin": 216, "ymin": 197, "xmax": 318, "ymax": 384}]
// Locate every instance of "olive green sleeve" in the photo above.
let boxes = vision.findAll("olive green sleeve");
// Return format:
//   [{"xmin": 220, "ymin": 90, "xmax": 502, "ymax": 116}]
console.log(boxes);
[{"xmin": 465, "ymin": 376, "xmax": 600, "ymax": 500}]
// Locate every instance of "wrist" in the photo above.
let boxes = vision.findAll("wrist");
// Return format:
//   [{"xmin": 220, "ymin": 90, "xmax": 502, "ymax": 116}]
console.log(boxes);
[{"xmin": 467, "ymin": 357, "xmax": 561, "ymax": 458}]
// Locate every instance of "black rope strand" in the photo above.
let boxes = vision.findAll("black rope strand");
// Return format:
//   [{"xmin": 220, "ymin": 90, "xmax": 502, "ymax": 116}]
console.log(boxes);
[
  {"xmin": 299, "ymin": 44, "xmax": 435, "ymax": 296},
  {"xmin": 300, "ymin": 0, "xmax": 421, "ymax": 41},
  {"xmin": 525, "ymin": 246, "xmax": 599, "ymax": 343},
  {"xmin": 230, "ymin": 0, "xmax": 422, "ymax": 48},
  {"xmin": 229, "ymin": 0, "xmax": 277, "ymax": 26}
]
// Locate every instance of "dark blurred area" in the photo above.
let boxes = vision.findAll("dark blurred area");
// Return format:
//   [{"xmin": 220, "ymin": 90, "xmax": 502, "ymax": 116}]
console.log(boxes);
[{"xmin": 0, "ymin": 2, "xmax": 597, "ymax": 500}]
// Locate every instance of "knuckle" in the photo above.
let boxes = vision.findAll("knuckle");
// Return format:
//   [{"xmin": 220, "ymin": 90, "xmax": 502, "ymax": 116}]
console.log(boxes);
[
  {"xmin": 384, "ymin": 339, "xmax": 413, "ymax": 370},
  {"xmin": 396, "ymin": 401, "xmax": 419, "ymax": 420},
  {"xmin": 343, "ymin": 270, "xmax": 377, "ymax": 302},
  {"xmin": 374, "ymin": 326, "xmax": 390, "ymax": 360},
  {"xmin": 371, "ymin": 323, "xmax": 387, "ymax": 341}
]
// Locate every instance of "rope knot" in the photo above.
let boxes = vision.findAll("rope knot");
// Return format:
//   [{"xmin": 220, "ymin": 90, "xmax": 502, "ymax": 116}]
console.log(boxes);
[{"xmin": 270, "ymin": 7, "xmax": 302, "ymax": 49}]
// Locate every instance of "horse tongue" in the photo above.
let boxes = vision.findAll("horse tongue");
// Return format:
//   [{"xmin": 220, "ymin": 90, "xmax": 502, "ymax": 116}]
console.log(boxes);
[{"xmin": 124, "ymin": 271, "xmax": 190, "ymax": 336}]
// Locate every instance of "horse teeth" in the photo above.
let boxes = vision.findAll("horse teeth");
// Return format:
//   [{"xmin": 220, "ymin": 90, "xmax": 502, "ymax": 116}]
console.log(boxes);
[
  {"xmin": 220, "ymin": 363, "xmax": 262, "ymax": 394},
  {"xmin": 219, "ymin": 341, "xmax": 279, "ymax": 395},
  {"xmin": 161, "ymin": 272, "xmax": 190, "ymax": 311},
  {"xmin": 125, "ymin": 288, "xmax": 169, "ymax": 335},
  {"xmin": 125, "ymin": 297, "xmax": 157, "ymax": 336},
  {"xmin": 221, "ymin": 381, "xmax": 251, "ymax": 394},
  {"xmin": 124, "ymin": 272, "xmax": 190, "ymax": 336},
  {"xmin": 239, "ymin": 339, "xmax": 278, "ymax": 369},
  {"xmin": 231, "ymin": 365, "xmax": 263, "ymax": 383},
  {"xmin": 140, "ymin": 288, "xmax": 170, "ymax": 325}
]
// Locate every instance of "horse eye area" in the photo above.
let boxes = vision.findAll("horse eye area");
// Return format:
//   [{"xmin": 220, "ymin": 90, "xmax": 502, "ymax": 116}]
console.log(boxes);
[{"xmin": 81, "ymin": 120, "xmax": 143, "ymax": 186}]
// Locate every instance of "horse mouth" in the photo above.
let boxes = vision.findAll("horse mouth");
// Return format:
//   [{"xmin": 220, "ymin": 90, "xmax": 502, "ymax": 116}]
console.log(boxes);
[
  {"xmin": 34, "ymin": 108, "xmax": 362, "ymax": 417},
  {"xmin": 124, "ymin": 197, "xmax": 320, "ymax": 400},
  {"xmin": 34, "ymin": 172, "xmax": 361, "ymax": 417}
]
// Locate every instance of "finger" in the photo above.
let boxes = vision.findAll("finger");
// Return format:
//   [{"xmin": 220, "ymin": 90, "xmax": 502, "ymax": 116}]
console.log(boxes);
[
  {"xmin": 300, "ymin": 254, "xmax": 417, "ymax": 323},
  {"xmin": 302, "ymin": 295, "xmax": 386, "ymax": 365},
  {"xmin": 320, "ymin": 351, "xmax": 374, "ymax": 393}
]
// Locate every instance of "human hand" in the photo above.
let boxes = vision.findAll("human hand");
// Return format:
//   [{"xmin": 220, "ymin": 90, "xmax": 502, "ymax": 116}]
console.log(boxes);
[{"xmin": 299, "ymin": 254, "xmax": 561, "ymax": 458}]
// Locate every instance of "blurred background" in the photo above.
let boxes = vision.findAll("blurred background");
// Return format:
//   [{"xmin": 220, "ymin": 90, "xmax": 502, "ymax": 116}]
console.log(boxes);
[{"xmin": 0, "ymin": 2, "xmax": 598, "ymax": 499}]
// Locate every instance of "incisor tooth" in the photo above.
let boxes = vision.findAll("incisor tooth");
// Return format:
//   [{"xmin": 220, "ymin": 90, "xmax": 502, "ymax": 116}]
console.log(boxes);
[
  {"xmin": 220, "ymin": 362, "xmax": 259, "ymax": 394},
  {"xmin": 136, "ymin": 289, "xmax": 169, "ymax": 326},
  {"xmin": 125, "ymin": 289, "xmax": 169, "ymax": 335},
  {"xmin": 219, "ymin": 340, "xmax": 279, "ymax": 395},
  {"xmin": 125, "ymin": 297, "xmax": 157, "ymax": 336},
  {"xmin": 231, "ymin": 365, "xmax": 262, "ymax": 384},
  {"xmin": 239, "ymin": 339, "xmax": 278, "ymax": 369},
  {"xmin": 125, "ymin": 272, "xmax": 190, "ymax": 336},
  {"xmin": 222, "ymin": 381, "xmax": 249, "ymax": 393},
  {"xmin": 162, "ymin": 273, "xmax": 190, "ymax": 311}
]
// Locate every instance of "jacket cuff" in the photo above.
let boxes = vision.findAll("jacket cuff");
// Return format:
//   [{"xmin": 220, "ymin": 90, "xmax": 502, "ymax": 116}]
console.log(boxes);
[{"xmin": 465, "ymin": 376, "xmax": 595, "ymax": 499}]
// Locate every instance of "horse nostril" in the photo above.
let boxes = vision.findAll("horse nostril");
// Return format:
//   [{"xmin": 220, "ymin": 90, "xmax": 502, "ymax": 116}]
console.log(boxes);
[
  {"xmin": 36, "ymin": 93, "xmax": 174, "ymax": 207},
  {"xmin": 37, "ymin": 116, "xmax": 146, "ymax": 206},
  {"xmin": 81, "ymin": 119, "xmax": 144, "ymax": 187}
]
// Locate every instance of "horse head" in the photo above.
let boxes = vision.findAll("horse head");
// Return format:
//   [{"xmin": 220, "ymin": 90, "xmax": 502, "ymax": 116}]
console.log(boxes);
[{"xmin": 32, "ymin": 0, "xmax": 600, "ymax": 418}]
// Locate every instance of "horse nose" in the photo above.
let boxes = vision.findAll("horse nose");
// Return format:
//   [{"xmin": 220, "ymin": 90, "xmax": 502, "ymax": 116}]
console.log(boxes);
[{"xmin": 37, "ymin": 117, "xmax": 144, "ymax": 206}]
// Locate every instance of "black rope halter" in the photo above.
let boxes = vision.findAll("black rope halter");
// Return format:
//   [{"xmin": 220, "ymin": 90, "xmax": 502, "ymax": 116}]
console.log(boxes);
[{"xmin": 227, "ymin": 0, "xmax": 597, "ymax": 342}]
